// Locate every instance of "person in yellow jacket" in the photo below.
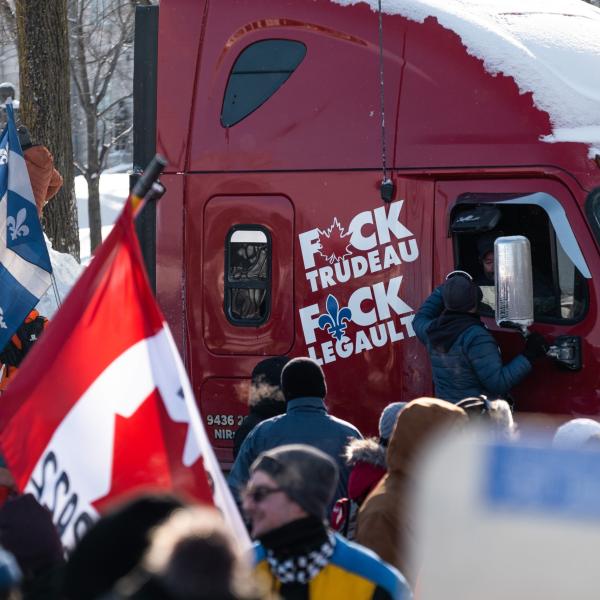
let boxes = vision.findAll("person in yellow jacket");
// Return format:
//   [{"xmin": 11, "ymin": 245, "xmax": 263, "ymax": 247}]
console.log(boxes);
[
  {"xmin": 0, "ymin": 310, "xmax": 48, "ymax": 393},
  {"xmin": 242, "ymin": 444, "xmax": 412, "ymax": 600}
]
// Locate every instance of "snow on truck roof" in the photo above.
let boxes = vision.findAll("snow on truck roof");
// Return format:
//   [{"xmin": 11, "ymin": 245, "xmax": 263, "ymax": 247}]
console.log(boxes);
[{"xmin": 332, "ymin": 0, "xmax": 600, "ymax": 158}]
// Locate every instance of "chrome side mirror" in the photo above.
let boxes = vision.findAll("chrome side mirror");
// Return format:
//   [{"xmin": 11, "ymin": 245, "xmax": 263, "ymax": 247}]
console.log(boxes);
[{"xmin": 495, "ymin": 236, "xmax": 533, "ymax": 332}]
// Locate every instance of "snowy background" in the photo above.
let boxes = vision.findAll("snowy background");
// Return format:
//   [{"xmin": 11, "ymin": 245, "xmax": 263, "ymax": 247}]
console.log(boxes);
[{"xmin": 36, "ymin": 171, "xmax": 129, "ymax": 318}]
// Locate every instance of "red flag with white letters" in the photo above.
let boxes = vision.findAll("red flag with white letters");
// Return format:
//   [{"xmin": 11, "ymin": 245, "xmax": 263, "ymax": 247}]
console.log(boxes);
[{"xmin": 0, "ymin": 203, "xmax": 249, "ymax": 549}]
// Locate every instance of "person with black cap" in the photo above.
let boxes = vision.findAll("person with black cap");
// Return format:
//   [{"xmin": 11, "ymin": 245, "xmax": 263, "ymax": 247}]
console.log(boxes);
[
  {"xmin": 243, "ymin": 444, "xmax": 410, "ymax": 599},
  {"xmin": 233, "ymin": 356, "xmax": 290, "ymax": 460},
  {"xmin": 413, "ymin": 271, "xmax": 547, "ymax": 403},
  {"xmin": 474, "ymin": 233, "xmax": 496, "ymax": 286},
  {"xmin": 228, "ymin": 357, "xmax": 362, "ymax": 509},
  {"xmin": 473, "ymin": 231, "xmax": 558, "ymax": 316}
]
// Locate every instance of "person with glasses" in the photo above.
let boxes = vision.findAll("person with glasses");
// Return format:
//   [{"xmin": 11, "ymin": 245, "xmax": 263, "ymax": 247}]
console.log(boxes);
[
  {"xmin": 242, "ymin": 444, "xmax": 411, "ymax": 600},
  {"xmin": 413, "ymin": 271, "xmax": 547, "ymax": 403}
]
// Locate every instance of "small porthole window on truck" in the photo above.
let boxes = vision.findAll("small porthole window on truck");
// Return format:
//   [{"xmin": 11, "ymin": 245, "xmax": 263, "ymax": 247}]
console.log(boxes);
[
  {"xmin": 221, "ymin": 39, "xmax": 307, "ymax": 127},
  {"xmin": 225, "ymin": 227, "xmax": 271, "ymax": 325}
]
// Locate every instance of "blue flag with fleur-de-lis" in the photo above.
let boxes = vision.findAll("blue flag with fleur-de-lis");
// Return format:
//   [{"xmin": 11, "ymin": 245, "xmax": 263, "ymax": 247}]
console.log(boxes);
[{"xmin": 0, "ymin": 102, "xmax": 52, "ymax": 349}]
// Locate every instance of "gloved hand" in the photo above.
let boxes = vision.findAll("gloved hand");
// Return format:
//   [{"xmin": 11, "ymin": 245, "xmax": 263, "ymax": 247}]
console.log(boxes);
[
  {"xmin": 523, "ymin": 332, "xmax": 548, "ymax": 363},
  {"xmin": 0, "ymin": 341, "xmax": 21, "ymax": 368}
]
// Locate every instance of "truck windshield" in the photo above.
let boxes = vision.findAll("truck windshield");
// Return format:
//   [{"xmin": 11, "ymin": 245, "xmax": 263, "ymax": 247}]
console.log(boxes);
[{"xmin": 585, "ymin": 188, "xmax": 600, "ymax": 249}]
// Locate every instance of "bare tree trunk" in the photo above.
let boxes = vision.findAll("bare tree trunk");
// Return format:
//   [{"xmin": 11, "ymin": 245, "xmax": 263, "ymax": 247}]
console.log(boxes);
[
  {"xmin": 87, "ymin": 174, "xmax": 102, "ymax": 252},
  {"xmin": 15, "ymin": 0, "xmax": 80, "ymax": 260},
  {"xmin": 84, "ymin": 92, "xmax": 102, "ymax": 250},
  {"xmin": 70, "ymin": 0, "xmax": 135, "ymax": 253}
]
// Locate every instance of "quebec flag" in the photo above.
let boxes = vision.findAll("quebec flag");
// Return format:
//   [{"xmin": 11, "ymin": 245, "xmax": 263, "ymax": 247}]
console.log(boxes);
[{"xmin": 0, "ymin": 102, "xmax": 52, "ymax": 349}]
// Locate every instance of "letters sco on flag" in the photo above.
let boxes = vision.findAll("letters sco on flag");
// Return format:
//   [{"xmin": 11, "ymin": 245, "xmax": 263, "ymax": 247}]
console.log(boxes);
[{"xmin": 0, "ymin": 202, "xmax": 249, "ymax": 550}]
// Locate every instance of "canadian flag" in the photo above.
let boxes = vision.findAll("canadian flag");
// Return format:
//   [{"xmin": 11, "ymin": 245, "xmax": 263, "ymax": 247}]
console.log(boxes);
[{"xmin": 0, "ymin": 202, "xmax": 249, "ymax": 549}]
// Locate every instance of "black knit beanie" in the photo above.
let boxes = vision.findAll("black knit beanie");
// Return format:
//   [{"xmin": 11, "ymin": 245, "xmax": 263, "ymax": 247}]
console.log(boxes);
[
  {"xmin": 63, "ymin": 493, "xmax": 186, "ymax": 600},
  {"xmin": 281, "ymin": 357, "xmax": 326, "ymax": 401},
  {"xmin": 251, "ymin": 356, "xmax": 290, "ymax": 387},
  {"xmin": 0, "ymin": 494, "xmax": 64, "ymax": 576},
  {"xmin": 251, "ymin": 444, "xmax": 338, "ymax": 520},
  {"xmin": 442, "ymin": 274, "xmax": 481, "ymax": 312}
]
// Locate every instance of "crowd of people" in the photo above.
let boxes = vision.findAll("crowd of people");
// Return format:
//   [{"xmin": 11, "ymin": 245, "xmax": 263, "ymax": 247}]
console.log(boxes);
[
  {"xmin": 0, "ymin": 355, "xmax": 597, "ymax": 599},
  {"xmin": 0, "ymin": 269, "xmax": 598, "ymax": 599}
]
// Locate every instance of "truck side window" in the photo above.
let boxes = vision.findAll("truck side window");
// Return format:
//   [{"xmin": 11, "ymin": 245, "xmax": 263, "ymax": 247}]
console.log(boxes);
[
  {"xmin": 221, "ymin": 39, "xmax": 307, "ymax": 127},
  {"xmin": 453, "ymin": 197, "xmax": 588, "ymax": 324},
  {"xmin": 225, "ymin": 227, "xmax": 271, "ymax": 325},
  {"xmin": 585, "ymin": 188, "xmax": 600, "ymax": 245}
]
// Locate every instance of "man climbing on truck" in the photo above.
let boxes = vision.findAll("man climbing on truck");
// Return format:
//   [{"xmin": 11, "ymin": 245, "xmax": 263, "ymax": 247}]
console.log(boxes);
[{"xmin": 413, "ymin": 271, "xmax": 547, "ymax": 403}]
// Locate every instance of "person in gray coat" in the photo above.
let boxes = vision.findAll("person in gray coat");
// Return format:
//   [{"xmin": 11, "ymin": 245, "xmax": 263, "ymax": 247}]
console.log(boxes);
[{"xmin": 413, "ymin": 271, "xmax": 546, "ymax": 403}]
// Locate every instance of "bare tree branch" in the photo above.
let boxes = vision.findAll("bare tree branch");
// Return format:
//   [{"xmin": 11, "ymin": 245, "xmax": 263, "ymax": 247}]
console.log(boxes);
[
  {"xmin": 97, "ymin": 91, "xmax": 133, "ymax": 119},
  {"xmin": 73, "ymin": 161, "xmax": 86, "ymax": 177},
  {"xmin": 99, "ymin": 125, "xmax": 133, "ymax": 170},
  {"xmin": 0, "ymin": 0, "xmax": 16, "ymax": 42},
  {"xmin": 69, "ymin": 0, "xmax": 134, "ymax": 250}
]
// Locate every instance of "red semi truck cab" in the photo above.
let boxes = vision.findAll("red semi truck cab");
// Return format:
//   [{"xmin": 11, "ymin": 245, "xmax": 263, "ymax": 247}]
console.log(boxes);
[{"xmin": 133, "ymin": 0, "xmax": 600, "ymax": 465}]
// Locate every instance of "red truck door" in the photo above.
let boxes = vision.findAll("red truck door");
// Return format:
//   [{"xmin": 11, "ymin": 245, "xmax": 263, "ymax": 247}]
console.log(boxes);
[{"xmin": 434, "ymin": 177, "xmax": 600, "ymax": 415}]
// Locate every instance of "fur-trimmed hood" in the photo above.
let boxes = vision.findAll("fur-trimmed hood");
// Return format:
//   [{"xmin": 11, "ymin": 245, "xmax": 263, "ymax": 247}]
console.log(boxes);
[
  {"xmin": 248, "ymin": 382, "xmax": 285, "ymax": 418},
  {"xmin": 344, "ymin": 437, "xmax": 386, "ymax": 469}
]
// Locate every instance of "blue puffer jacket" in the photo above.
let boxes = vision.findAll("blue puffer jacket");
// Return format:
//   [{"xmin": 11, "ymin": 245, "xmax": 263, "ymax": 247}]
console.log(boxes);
[
  {"xmin": 228, "ymin": 396, "xmax": 362, "ymax": 503},
  {"xmin": 413, "ymin": 287, "xmax": 532, "ymax": 403}
]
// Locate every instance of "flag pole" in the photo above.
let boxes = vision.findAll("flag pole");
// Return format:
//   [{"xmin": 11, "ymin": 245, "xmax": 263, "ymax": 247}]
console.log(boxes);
[{"xmin": 128, "ymin": 154, "xmax": 167, "ymax": 218}]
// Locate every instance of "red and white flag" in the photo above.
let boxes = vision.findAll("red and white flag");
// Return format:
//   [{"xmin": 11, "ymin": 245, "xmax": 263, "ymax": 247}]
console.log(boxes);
[{"xmin": 0, "ymin": 202, "xmax": 249, "ymax": 550}]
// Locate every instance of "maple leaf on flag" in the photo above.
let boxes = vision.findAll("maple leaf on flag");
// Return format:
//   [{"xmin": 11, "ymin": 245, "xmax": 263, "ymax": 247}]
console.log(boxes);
[
  {"xmin": 0, "ymin": 201, "xmax": 249, "ymax": 550},
  {"xmin": 91, "ymin": 389, "xmax": 212, "ymax": 515},
  {"xmin": 317, "ymin": 217, "xmax": 353, "ymax": 265}
]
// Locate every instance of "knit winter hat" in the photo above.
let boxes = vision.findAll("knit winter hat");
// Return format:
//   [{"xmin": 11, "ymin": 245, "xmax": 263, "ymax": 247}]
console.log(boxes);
[
  {"xmin": 456, "ymin": 397, "xmax": 516, "ymax": 440},
  {"xmin": 250, "ymin": 444, "xmax": 338, "ymax": 520},
  {"xmin": 442, "ymin": 273, "xmax": 481, "ymax": 312},
  {"xmin": 552, "ymin": 418, "xmax": 600, "ymax": 449},
  {"xmin": 281, "ymin": 357, "xmax": 327, "ymax": 401},
  {"xmin": 251, "ymin": 356, "xmax": 290, "ymax": 387},
  {"xmin": 0, "ymin": 493, "xmax": 64, "ymax": 575},
  {"xmin": 63, "ymin": 493, "xmax": 186, "ymax": 600},
  {"xmin": 378, "ymin": 402, "xmax": 407, "ymax": 444},
  {"xmin": 477, "ymin": 233, "xmax": 496, "ymax": 260}
]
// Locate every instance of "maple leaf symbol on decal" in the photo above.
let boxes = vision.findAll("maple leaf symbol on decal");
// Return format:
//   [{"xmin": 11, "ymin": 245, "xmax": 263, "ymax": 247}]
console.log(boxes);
[{"xmin": 317, "ymin": 218, "xmax": 353, "ymax": 265}]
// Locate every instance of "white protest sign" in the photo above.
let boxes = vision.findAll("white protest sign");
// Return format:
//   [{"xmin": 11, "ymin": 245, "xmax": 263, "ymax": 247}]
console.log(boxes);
[{"xmin": 414, "ymin": 430, "xmax": 600, "ymax": 600}]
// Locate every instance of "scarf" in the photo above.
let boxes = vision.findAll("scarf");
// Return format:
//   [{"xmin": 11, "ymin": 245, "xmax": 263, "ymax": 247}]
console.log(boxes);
[
  {"xmin": 426, "ymin": 310, "xmax": 483, "ymax": 353},
  {"xmin": 258, "ymin": 516, "xmax": 335, "ymax": 586}
]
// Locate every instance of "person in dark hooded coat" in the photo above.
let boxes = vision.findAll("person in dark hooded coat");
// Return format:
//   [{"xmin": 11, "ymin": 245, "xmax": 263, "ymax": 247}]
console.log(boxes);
[
  {"xmin": 233, "ymin": 356, "xmax": 290, "ymax": 459},
  {"xmin": 413, "ymin": 271, "xmax": 546, "ymax": 403},
  {"xmin": 355, "ymin": 398, "xmax": 468, "ymax": 586}
]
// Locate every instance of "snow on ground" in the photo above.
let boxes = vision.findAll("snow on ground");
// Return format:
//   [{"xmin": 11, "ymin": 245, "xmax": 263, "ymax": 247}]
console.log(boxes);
[
  {"xmin": 333, "ymin": 0, "xmax": 600, "ymax": 154},
  {"xmin": 36, "ymin": 236, "xmax": 85, "ymax": 318},
  {"xmin": 75, "ymin": 172, "xmax": 129, "ymax": 263},
  {"xmin": 35, "ymin": 170, "xmax": 130, "ymax": 317}
]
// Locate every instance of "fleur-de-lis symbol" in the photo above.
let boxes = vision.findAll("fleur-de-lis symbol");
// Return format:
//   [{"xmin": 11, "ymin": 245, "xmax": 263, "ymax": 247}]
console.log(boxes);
[
  {"xmin": 0, "ymin": 308, "xmax": 7, "ymax": 329},
  {"xmin": 7, "ymin": 207, "xmax": 29, "ymax": 241},
  {"xmin": 0, "ymin": 149, "xmax": 7, "ymax": 165},
  {"xmin": 318, "ymin": 294, "xmax": 353, "ymax": 342}
]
